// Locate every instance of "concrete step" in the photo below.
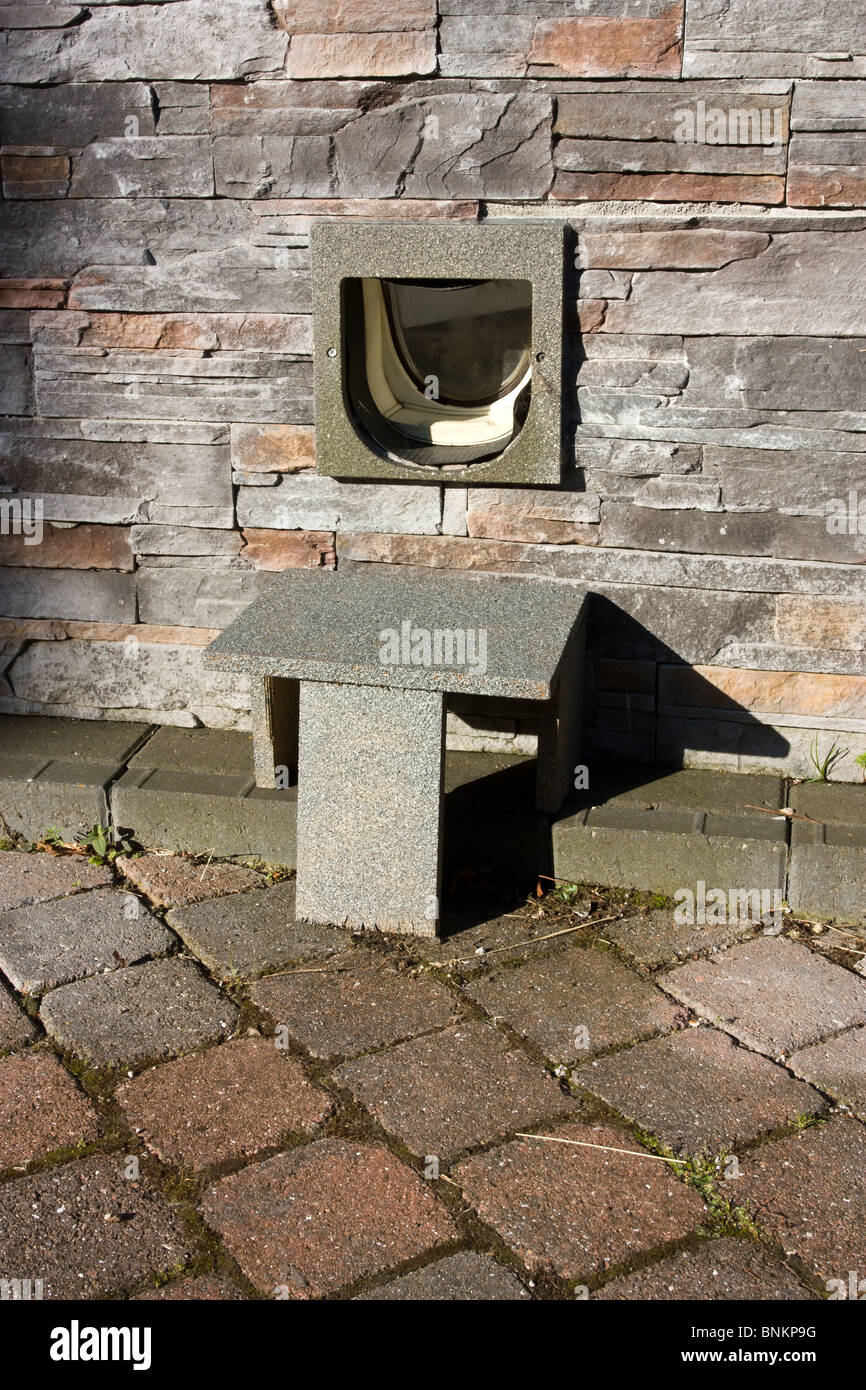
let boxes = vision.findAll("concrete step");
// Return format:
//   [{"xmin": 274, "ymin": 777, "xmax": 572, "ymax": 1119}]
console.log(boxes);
[
  {"xmin": 0, "ymin": 716, "xmax": 151, "ymax": 841},
  {"xmin": 788, "ymin": 782, "xmax": 866, "ymax": 923},
  {"xmin": 552, "ymin": 766, "xmax": 788, "ymax": 901}
]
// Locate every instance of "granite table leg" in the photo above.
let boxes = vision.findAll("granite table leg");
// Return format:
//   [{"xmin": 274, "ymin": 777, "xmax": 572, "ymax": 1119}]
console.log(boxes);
[
  {"xmin": 251, "ymin": 676, "xmax": 299, "ymax": 790},
  {"xmin": 295, "ymin": 682, "xmax": 446, "ymax": 937}
]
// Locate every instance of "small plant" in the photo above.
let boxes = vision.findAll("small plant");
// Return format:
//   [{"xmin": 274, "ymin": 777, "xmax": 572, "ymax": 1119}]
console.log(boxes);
[
  {"xmin": 77, "ymin": 824, "xmax": 136, "ymax": 866},
  {"xmin": 40, "ymin": 827, "xmax": 68, "ymax": 850},
  {"xmin": 855, "ymin": 752, "xmax": 866, "ymax": 784},
  {"xmin": 806, "ymin": 735, "xmax": 849, "ymax": 783}
]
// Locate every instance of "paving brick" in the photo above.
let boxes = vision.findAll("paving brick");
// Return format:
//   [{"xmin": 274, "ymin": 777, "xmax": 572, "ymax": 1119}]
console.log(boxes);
[
  {"xmin": 201, "ymin": 1139, "xmax": 455, "ymax": 1298},
  {"xmin": 251, "ymin": 953, "xmax": 460, "ymax": 1059},
  {"xmin": 418, "ymin": 896, "xmax": 594, "ymax": 975},
  {"xmin": 133, "ymin": 1275, "xmax": 244, "ymax": 1300},
  {"xmin": 726, "ymin": 1119, "xmax": 866, "ymax": 1283},
  {"xmin": 40, "ymin": 957, "xmax": 239, "ymax": 1070},
  {"xmin": 0, "ymin": 1156, "xmax": 191, "ymax": 1299},
  {"xmin": 594, "ymin": 1238, "xmax": 815, "ymax": 1300},
  {"xmin": 466, "ymin": 947, "xmax": 683, "ymax": 1065},
  {"xmin": 166, "ymin": 880, "xmax": 348, "ymax": 980},
  {"xmin": 356, "ymin": 1250, "xmax": 530, "ymax": 1300},
  {"xmin": 0, "ymin": 979, "xmax": 37, "ymax": 1052},
  {"xmin": 578, "ymin": 1027, "xmax": 824, "ymax": 1154},
  {"xmin": 454, "ymin": 1123, "xmax": 707, "ymax": 1284},
  {"xmin": 789, "ymin": 1027, "xmax": 866, "ymax": 1122},
  {"xmin": 0, "ymin": 849, "xmax": 111, "ymax": 912},
  {"xmin": 0, "ymin": 886, "xmax": 173, "ymax": 995},
  {"xmin": 119, "ymin": 853, "xmax": 266, "ymax": 909},
  {"xmin": 117, "ymin": 1036, "xmax": 333, "ymax": 1169},
  {"xmin": 662, "ymin": 939, "xmax": 866, "ymax": 1057},
  {"xmin": 0, "ymin": 1051, "xmax": 98, "ymax": 1169},
  {"xmin": 335, "ymin": 1020, "xmax": 575, "ymax": 1159},
  {"xmin": 606, "ymin": 909, "xmax": 751, "ymax": 967}
]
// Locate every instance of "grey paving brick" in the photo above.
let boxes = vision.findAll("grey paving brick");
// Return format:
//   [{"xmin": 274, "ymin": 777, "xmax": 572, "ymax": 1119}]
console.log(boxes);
[
  {"xmin": 789, "ymin": 1027, "xmax": 866, "ymax": 1121},
  {"xmin": 578, "ymin": 1026, "xmax": 824, "ymax": 1154},
  {"xmin": 606, "ymin": 909, "xmax": 752, "ymax": 967},
  {"xmin": 251, "ymin": 950, "xmax": 460, "ymax": 1059},
  {"xmin": 0, "ymin": 849, "xmax": 111, "ymax": 912},
  {"xmin": 166, "ymin": 880, "xmax": 348, "ymax": 980},
  {"xmin": 356, "ymin": 1251, "xmax": 530, "ymax": 1300},
  {"xmin": 39, "ymin": 956, "xmax": 239, "ymax": 1069},
  {"xmin": 594, "ymin": 1238, "xmax": 815, "ymax": 1301},
  {"xmin": 335, "ymin": 1019, "xmax": 575, "ymax": 1159},
  {"xmin": 0, "ymin": 1155, "xmax": 191, "ymax": 1299},
  {"xmin": 0, "ymin": 979, "xmax": 36, "ymax": 1052},
  {"xmin": 467, "ymin": 946, "xmax": 683, "ymax": 1065},
  {"xmin": 0, "ymin": 886, "xmax": 173, "ymax": 994}
]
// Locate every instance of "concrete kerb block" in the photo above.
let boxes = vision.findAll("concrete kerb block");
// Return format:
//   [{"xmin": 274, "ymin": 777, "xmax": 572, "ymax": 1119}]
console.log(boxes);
[{"xmin": 788, "ymin": 781, "xmax": 866, "ymax": 922}]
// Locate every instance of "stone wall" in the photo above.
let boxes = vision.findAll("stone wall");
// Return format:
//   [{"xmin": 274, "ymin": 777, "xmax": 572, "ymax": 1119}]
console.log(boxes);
[{"xmin": 1, "ymin": 0, "xmax": 864, "ymax": 778}]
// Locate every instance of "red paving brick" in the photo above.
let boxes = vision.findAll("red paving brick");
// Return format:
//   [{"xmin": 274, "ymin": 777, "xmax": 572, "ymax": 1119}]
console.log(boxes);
[
  {"xmin": 117, "ymin": 1036, "xmax": 333, "ymax": 1169},
  {"xmin": 202, "ymin": 1138, "xmax": 455, "ymax": 1298},
  {"xmin": 467, "ymin": 946, "xmax": 683, "ymax": 1064},
  {"xmin": 335, "ymin": 1019, "xmax": 575, "ymax": 1159},
  {"xmin": 453, "ymin": 1122, "xmax": 707, "ymax": 1284},
  {"xmin": 251, "ymin": 952, "xmax": 460, "ymax": 1058},
  {"xmin": 789, "ymin": 1027, "xmax": 866, "ymax": 1121},
  {"xmin": 0, "ymin": 1051, "xmax": 98, "ymax": 1169},
  {"xmin": 119, "ymin": 853, "xmax": 266, "ymax": 909},
  {"xmin": 725, "ymin": 1117, "xmax": 866, "ymax": 1284}
]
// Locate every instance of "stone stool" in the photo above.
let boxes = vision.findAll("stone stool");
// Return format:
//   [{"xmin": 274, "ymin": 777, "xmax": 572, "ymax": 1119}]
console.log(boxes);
[{"xmin": 205, "ymin": 565, "xmax": 587, "ymax": 937}]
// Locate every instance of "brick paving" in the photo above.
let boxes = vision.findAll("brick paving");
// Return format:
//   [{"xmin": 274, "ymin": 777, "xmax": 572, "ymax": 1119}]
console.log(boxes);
[
  {"xmin": 662, "ymin": 937, "xmax": 866, "ymax": 1057},
  {"xmin": 578, "ymin": 1026, "xmax": 824, "ymax": 1153},
  {"xmin": 0, "ymin": 1051, "xmax": 98, "ymax": 1169},
  {"xmin": 119, "ymin": 853, "xmax": 266, "ymax": 909},
  {"xmin": 117, "ymin": 1036, "xmax": 333, "ymax": 1169},
  {"xmin": 723, "ymin": 1118, "xmax": 866, "ymax": 1283},
  {"xmin": 252, "ymin": 951, "xmax": 460, "ymax": 1058},
  {"xmin": 453, "ymin": 1123, "xmax": 708, "ymax": 1284},
  {"xmin": 466, "ymin": 946, "xmax": 684, "ymax": 1064},
  {"xmin": 335, "ymin": 1019, "xmax": 575, "ymax": 1159},
  {"xmin": 0, "ymin": 886, "xmax": 173, "ymax": 994},
  {"xmin": 0, "ymin": 849, "xmax": 111, "ymax": 912},
  {"xmin": 201, "ymin": 1139, "xmax": 455, "ymax": 1298},
  {"xmin": 0, "ymin": 843, "xmax": 863, "ymax": 1301}
]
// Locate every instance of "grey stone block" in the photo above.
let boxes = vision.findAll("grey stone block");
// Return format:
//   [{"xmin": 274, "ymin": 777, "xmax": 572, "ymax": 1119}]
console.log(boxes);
[
  {"xmin": 236, "ymin": 473, "xmax": 442, "ymax": 535},
  {"xmin": 552, "ymin": 766, "xmax": 787, "ymax": 898},
  {"xmin": 788, "ymin": 782, "xmax": 866, "ymax": 923},
  {"xmin": 311, "ymin": 219, "xmax": 563, "ymax": 485},
  {"xmin": 296, "ymin": 682, "xmax": 445, "ymax": 936},
  {"xmin": 40, "ymin": 956, "xmax": 239, "ymax": 1070},
  {"xmin": 167, "ymin": 880, "xmax": 347, "ymax": 980},
  {"xmin": 0, "ymin": 886, "xmax": 173, "ymax": 994},
  {"xmin": 0, "ymin": 568, "xmax": 136, "ymax": 622}
]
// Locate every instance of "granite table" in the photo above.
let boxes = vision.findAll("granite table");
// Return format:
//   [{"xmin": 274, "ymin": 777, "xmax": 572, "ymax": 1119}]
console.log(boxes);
[{"xmin": 205, "ymin": 565, "xmax": 587, "ymax": 937}]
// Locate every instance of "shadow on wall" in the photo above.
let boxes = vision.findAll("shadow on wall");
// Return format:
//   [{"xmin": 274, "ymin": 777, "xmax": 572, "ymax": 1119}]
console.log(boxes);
[{"xmin": 586, "ymin": 595, "xmax": 790, "ymax": 767}]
